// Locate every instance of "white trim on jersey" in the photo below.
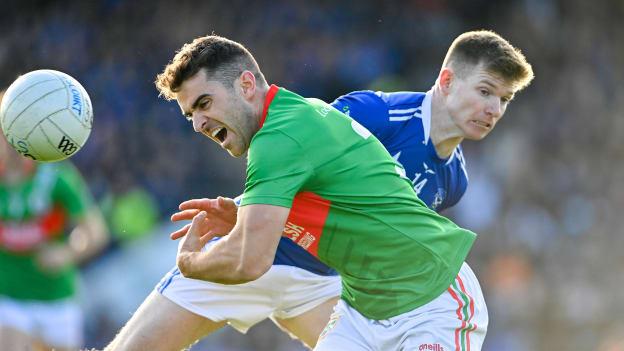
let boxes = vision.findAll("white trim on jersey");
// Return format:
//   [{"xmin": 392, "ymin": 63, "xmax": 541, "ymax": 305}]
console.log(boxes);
[
  {"xmin": 421, "ymin": 90, "xmax": 433, "ymax": 144},
  {"xmin": 389, "ymin": 107, "xmax": 420, "ymax": 115},
  {"xmin": 389, "ymin": 106, "xmax": 422, "ymax": 122},
  {"xmin": 444, "ymin": 150, "xmax": 457, "ymax": 165},
  {"xmin": 389, "ymin": 115, "xmax": 417, "ymax": 122}
]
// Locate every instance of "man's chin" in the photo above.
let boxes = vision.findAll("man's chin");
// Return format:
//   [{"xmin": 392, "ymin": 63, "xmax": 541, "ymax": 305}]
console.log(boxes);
[
  {"xmin": 226, "ymin": 147, "xmax": 245, "ymax": 158},
  {"xmin": 464, "ymin": 129, "xmax": 490, "ymax": 141}
]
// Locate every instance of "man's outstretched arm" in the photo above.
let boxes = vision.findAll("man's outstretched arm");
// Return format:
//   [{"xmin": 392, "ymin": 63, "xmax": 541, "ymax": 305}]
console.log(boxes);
[{"xmin": 176, "ymin": 204, "xmax": 289, "ymax": 285}]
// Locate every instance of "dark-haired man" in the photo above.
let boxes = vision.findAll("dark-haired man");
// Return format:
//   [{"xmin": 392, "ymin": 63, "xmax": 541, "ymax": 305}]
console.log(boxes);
[{"xmin": 108, "ymin": 30, "xmax": 532, "ymax": 350}]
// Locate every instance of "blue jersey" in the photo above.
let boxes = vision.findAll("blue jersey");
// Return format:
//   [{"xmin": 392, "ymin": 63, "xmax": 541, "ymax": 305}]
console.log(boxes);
[{"xmin": 267, "ymin": 90, "xmax": 469, "ymax": 276}]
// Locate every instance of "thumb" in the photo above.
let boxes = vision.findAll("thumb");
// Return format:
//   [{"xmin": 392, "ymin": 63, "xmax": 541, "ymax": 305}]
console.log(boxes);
[{"xmin": 189, "ymin": 211, "xmax": 208, "ymax": 235}]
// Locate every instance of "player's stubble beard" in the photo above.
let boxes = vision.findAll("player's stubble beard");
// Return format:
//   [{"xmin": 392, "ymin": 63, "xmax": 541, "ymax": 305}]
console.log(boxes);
[{"xmin": 226, "ymin": 92, "xmax": 257, "ymax": 158}]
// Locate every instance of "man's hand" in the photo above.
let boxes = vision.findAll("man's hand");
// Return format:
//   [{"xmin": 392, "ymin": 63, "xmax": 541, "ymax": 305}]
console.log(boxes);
[
  {"xmin": 36, "ymin": 243, "xmax": 73, "ymax": 273},
  {"xmin": 170, "ymin": 196, "xmax": 238, "ymax": 240},
  {"xmin": 177, "ymin": 211, "xmax": 219, "ymax": 255},
  {"xmin": 176, "ymin": 204, "xmax": 289, "ymax": 284}
]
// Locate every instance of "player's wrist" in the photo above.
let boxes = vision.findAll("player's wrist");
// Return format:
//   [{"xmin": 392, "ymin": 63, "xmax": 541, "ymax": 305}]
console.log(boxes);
[{"xmin": 176, "ymin": 251, "xmax": 197, "ymax": 279}]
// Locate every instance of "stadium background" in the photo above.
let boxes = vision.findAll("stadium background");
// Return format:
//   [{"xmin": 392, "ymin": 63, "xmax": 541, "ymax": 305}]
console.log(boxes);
[{"xmin": 1, "ymin": 0, "xmax": 623, "ymax": 350}]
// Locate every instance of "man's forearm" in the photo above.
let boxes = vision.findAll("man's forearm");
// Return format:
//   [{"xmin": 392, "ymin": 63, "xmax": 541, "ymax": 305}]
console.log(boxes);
[
  {"xmin": 177, "ymin": 235, "xmax": 262, "ymax": 284},
  {"xmin": 175, "ymin": 204, "xmax": 287, "ymax": 285}
]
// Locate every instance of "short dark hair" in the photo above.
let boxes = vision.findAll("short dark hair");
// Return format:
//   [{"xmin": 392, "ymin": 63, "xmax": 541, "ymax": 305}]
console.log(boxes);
[
  {"xmin": 443, "ymin": 30, "xmax": 534, "ymax": 91},
  {"xmin": 155, "ymin": 35, "xmax": 266, "ymax": 100}
]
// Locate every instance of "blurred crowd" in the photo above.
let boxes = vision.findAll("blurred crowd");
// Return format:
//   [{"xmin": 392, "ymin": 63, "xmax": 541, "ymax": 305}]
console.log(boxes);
[{"xmin": 1, "ymin": 0, "xmax": 623, "ymax": 350}]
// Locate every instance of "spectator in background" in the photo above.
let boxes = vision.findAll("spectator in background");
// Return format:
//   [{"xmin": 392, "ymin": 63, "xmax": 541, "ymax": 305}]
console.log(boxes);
[{"xmin": 0, "ymin": 92, "xmax": 109, "ymax": 351}]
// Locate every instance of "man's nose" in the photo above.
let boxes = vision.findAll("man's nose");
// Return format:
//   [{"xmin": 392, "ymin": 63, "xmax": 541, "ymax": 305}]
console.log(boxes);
[
  {"xmin": 486, "ymin": 99, "xmax": 502, "ymax": 119},
  {"xmin": 192, "ymin": 113, "xmax": 206, "ymax": 133}
]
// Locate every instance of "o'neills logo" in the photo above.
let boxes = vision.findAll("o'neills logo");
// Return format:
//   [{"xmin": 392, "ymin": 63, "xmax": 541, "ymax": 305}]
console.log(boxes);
[
  {"xmin": 419, "ymin": 344, "xmax": 444, "ymax": 351},
  {"xmin": 283, "ymin": 221, "xmax": 316, "ymax": 250}
]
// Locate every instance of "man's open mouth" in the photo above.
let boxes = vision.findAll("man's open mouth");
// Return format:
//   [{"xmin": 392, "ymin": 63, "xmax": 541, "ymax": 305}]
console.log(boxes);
[{"xmin": 211, "ymin": 127, "xmax": 228, "ymax": 143}]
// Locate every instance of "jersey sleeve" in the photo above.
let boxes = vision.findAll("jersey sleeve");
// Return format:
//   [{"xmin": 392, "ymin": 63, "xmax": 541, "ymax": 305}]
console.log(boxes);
[
  {"xmin": 52, "ymin": 162, "xmax": 94, "ymax": 220},
  {"xmin": 330, "ymin": 91, "xmax": 394, "ymax": 143},
  {"xmin": 241, "ymin": 130, "xmax": 313, "ymax": 208}
]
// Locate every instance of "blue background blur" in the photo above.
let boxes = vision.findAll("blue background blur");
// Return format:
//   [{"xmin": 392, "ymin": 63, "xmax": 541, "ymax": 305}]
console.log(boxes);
[{"xmin": 2, "ymin": 0, "xmax": 623, "ymax": 350}]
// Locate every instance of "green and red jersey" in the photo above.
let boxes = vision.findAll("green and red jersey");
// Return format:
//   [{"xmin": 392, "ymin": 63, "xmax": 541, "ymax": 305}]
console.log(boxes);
[
  {"xmin": 0, "ymin": 161, "xmax": 93, "ymax": 301},
  {"xmin": 240, "ymin": 86, "xmax": 476, "ymax": 320}
]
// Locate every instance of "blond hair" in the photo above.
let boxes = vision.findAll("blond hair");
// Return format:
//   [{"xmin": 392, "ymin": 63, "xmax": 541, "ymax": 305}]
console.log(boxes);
[{"xmin": 443, "ymin": 30, "xmax": 534, "ymax": 91}]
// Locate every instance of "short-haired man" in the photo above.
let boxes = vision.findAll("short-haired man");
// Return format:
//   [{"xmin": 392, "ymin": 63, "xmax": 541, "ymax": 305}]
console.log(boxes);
[{"xmin": 107, "ymin": 30, "xmax": 532, "ymax": 350}]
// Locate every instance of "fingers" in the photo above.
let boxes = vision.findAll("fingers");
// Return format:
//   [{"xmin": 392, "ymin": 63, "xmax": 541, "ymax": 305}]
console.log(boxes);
[
  {"xmin": 170, "ymin": 223, "xmax": 191, "ymax": 240},
  {"xmin": 179, "ymin": 198, "xmax": 215, "ymax": 211},
  {"xmin": 171, "ymin": 209, "xmax": 201, "ymax": 222},
  {"xmin": 217, "ymin": 196, "xmax": 236, "ymax": 209},
  {"xmin": 171, "ymin": 211, "xmax": 207, "ymax": 240},
  {"xmin": 185, "ymin": 211, "xmax": 208, "ymax": 239}
]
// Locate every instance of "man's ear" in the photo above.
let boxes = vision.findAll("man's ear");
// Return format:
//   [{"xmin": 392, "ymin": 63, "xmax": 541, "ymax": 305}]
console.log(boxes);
[
  {"xmin": 438, "ymin": 67, "xmax": 454, "ymax": 95},
  {"xmin": 239, "ymin": 71, "xmax": 256, "ymax": 99}
]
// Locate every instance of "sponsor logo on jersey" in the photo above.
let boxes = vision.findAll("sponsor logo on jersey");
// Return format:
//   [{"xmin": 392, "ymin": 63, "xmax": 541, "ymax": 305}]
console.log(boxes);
[
  {"xmin": 283, "ymin": 222, "xmax": 316, "ymax": 250},
  {"xmin": 315, "ymin": 105, "xmax": 332, "ymax": 118},
  {"xmin": 282, "ymin": 192, "xmax": 331, "ymax": 256},
  {"xmin": 419, "ymin": 343, "xmax": 445, "ymax": 351},
  {"xmin": 431, "ymin": 190, "xmax": 445, "ymax": 210},
  {"xmin": 0, "ymin": 207, "xmax": 66, "ymax": 252}
]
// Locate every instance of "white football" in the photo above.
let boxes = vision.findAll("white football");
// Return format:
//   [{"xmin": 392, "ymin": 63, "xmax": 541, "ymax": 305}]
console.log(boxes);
[{"xmin": 0, "ymin": 69, "xmax": 93, "ymax": 162}]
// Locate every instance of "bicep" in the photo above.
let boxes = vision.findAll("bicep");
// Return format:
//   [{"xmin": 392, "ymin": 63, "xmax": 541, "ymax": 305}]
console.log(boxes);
[
  {"xmin": 242, "ymin": 131, "xmax": 313, "ymax": 207},
  {"xmin": 235, "ymin": 204, "xmax": 290, "ymax": 270}
]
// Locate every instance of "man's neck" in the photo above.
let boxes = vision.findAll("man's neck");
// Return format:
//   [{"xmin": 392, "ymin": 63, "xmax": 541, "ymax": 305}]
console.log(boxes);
[
  {"xmin": 429, "ymin": 86, "xmax": 464, "ymax": 159},
  {"xmin": 255, "ymin": 83, "xmax": 272, "ymax": 127}
]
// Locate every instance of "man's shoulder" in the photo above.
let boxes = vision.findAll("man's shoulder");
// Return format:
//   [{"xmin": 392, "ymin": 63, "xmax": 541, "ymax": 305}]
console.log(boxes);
[
  {"xmin": 333, "ymin": 90, "xmax": 426, "ymax": 107},
  {"xmin": 377, "ymin": 91, "xmax": 426, "ymax": 109},
  {"xmin": 267, "ymin": 88, "xmax": 326, "ymax": 121},
  {"xmin": 264, "ymin": 88, "xmax": 347, "ymax": 133}
]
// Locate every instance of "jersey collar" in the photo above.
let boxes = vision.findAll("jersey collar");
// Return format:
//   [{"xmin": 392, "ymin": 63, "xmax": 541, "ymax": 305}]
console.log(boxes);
[
  {"xmin": 421, "ymin": 89, "xmax": 433, "ymax": 144},
  {"xmin": 259, "ymin": 84, "xmax": 279, "ymax": 128},
  {"xmin": 423, "ymin": 89, "xmax": 457, "ymax": 164}
]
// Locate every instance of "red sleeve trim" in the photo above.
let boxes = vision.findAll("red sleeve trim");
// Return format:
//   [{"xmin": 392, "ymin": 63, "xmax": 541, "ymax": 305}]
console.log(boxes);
[{"xmin": 282, "ymin": 192, "xmax": 331, "ymax": 257}]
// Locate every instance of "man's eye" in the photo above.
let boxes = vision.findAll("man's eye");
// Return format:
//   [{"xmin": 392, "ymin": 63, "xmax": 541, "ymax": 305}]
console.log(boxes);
[
  {"xmin": 199, "ymin": 100, "xmax": 210, "ymax": 109},
  {"xmin": 480, "ymin": 89, "xmax": 490, "ymax": 96}
]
